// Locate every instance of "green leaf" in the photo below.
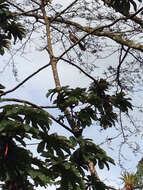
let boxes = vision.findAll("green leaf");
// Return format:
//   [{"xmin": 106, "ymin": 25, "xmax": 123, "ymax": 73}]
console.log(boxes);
[
  {"xmin": 98, "ymin": 160, "xmax": 104, "ymax": 169},
  {"xmin": 15, "ymin": 136, "xmax": 26, "ymax": 146},
  {"xmin": 69, "ymin": 136, "xmax": 78, "ymax": 146},
  {"xmin": 37, "ymin": 141, "xmax": 45, "ymax": 153}
]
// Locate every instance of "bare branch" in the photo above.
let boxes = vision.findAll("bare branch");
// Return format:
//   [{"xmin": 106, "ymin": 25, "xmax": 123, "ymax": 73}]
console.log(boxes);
[
  {"xmin": 1, "ymin": 98, "xmax": 56, "ymax": 109},
  {"xmin": 60, "ymin": 57, "xmax": 97, "ymax": 82},
  {"xmin": 0, "ymin": 62, "xmax": 51, "ymax": 97},
  {"xmin": 51, "ymin": 0, "xmax": 79, "ymax": 22},
  {"xmin": 116, "ymin": 46, "xmax": 130, "ymax": 89},
  {"xmin": 7, "ymin": 2, "xmax": 143, "ymax": 52}
]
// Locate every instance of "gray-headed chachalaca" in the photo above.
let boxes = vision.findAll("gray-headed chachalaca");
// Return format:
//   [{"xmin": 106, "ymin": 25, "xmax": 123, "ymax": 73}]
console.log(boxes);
[{"xmin": 69, "ymin": 31, "xmax": 86, "ymax": 51}]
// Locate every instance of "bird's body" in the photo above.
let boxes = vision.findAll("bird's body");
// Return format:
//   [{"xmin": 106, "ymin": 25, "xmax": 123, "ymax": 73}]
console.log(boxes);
[{"xmin": 68, "ymin": 31, "xmax": 86, "ymax": 51}]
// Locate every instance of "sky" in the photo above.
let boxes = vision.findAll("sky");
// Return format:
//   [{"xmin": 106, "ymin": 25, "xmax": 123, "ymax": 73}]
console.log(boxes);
[
  {"xmin": 0, "ymin": 0, "xmax": 143, "ymax": 189},
  {"xmin": 1, "ymin": 48, "xmax": 142, "ymax": 189}
]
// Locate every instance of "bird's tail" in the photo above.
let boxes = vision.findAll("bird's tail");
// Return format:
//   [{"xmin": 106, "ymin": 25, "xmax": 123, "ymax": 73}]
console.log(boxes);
[{"xmin": 78, "ymin": 42, "xmax": 86, "ymax": 51}]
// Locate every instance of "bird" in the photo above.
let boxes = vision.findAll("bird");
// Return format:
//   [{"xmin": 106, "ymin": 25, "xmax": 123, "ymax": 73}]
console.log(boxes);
[{"xmin": 68, "ymin": 30, "xmax": 86, "ymax": 51}]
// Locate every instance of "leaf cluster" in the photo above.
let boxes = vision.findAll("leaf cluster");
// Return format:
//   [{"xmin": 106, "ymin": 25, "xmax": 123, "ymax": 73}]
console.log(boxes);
[
  {"xmin": 103, "ymin": 0, "xmax": 142, "ymax": 15},
  {"xmin": 0, "ymin": 104, "xmax": 51, "ymax": 143},
  {"xmin": 39, "ymin": 136, "xmax": 115, "ymax": 190},
  {"xmin": 0, "ymin": 77, "xmax": 132, "ymax": 189},
  {"xmin": 47, "ymin": 79, "xmax": 132, "ymax": 129},
  {"xmin": 0, "ymin": 102, "xmax": 115, "ymax": 189},
  {"xmin": 70, "ymin": 137, "xmax": 115, "ymax": 172},
  {"xmin": 0, "ymin": 0, "xmax": 26, "ymax": 55},
  {"xmin": 0, "ymin": 104, "xmax": 53, "ymax": 189}
]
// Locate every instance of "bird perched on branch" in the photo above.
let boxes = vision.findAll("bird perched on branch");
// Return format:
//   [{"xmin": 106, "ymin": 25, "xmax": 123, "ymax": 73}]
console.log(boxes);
[{"xmin": 68, "ymin": 30, "xmax": 86, "ymax": 51}]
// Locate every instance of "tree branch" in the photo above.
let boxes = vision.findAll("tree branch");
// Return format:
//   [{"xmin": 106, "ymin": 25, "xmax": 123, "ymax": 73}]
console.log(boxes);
[
  {"xmin": 1, "ymin": 98, "xmax": 74, "ymax": 134},
  {"xmin": 60, "ymin": 57, "xmax": 97, "ymax": 82},
  {"xmin": 0, "ymin": 62, "xmax": 51, "ymax": 97},
  {"xmin": 7, "ymin": 2, "xmax": 143, "ymax": 52},
  {"xmin": 1, "ymin": 98, "xmax": 56, "ymax": 109},
  {"xmin": 116, "ymin": 46, "xmax": 130, "ymax": 89},
  {"xmin": 51, "ymin": 0, "xmax": 79, "ymax": 22}
]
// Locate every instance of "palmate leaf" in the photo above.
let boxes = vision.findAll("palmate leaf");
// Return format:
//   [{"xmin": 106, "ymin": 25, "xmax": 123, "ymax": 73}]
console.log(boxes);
[
  {"xmin": 0, "ymin": 0, "xmax": 26, "ymax": 55},
  {"xmin": 0, "ymin": 140, "xmax": 32, "ymax": 175},
  {"xmin": 0, "ymin": 136, "xmax": 52, "ymax": 189},
  {"xmin": 112, "ymin": 0, "xmax": 130, "ymax": 15},
  {"xmin": 28, "ymin": 158, "xmax": 57, "ymax": 188},
  {"xmin": 14, "ymin": 136, "xmax": 27, "ymax": 147},
  {"xmin": 111, "ymin": 92, "xmax": 132, "ymax": 112},
  {"xmin": 70, "ymin": 139, "xmax": 115, "ymax": 171},
  {"xmin": 3, "ymin": 104, "xmax": 52, "ymax": 131},
  {"xmin": 0, "ymin": 0, "xmax": 10, "ymax": 8},
  {"xmin": 28, "ymin": 168, "xmax": 52, "ymax": 187},
  {"xmin": 37, "ymin": 141, "xmax": 45, "ymax": 153},
  {"xmin": 86, "ymin": 175, "xmax": 107, "ymax": 190},
  {"xmin": 47, "ymin": 83, "xmax": 132, "ymax": 130},
  {"xmin": 0, "ymin": 36, "xmax": 10, "ymax": 55},
  {"xmin": 51, "ymin": 161, "xmax": 86, "ymax": 190},
  {"xmin": 47, "ymin": 86, "xmax": 86, "ymax": 111},
  {"xmin": 102, "ymin": 0, "xmax": 142, "ymax": 15},
  {"xmin": 5, "ymin": 22, "xmax": 26, "ymax": 44},
  {"xmin": 0, "ymin": 119, "xmax": 28, "ymax": 138},
  {"xmin": 41, "ymin": 133, "xmax": 74, "ymax": 158},
  {"xmin": 69, "ymin": 136, "xmax": 78, "ymax": 146},
  {"xmin": 0, "ymin": 104, "xmax": 52, "ymax": 147}
]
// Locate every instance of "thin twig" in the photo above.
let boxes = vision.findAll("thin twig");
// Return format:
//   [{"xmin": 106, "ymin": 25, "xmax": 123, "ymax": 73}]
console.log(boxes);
[
  {"xmin": 119, "ymin": 111, "xmax": 126, "ymax": 141},
  {"xmin": 116, "ymin": 46, "xmax": 130, "ymax": 90},
  {"xmin": 60, "ymin": 57, "xmax": 97, "ymax": 82},
  {"xmin": 51, "ymin": 0, "xmax": 79, "ymax": 22},
  {"xmin": 128, "ymin": 6, "xmax": 143, "ymax": 19},
  {"xmin": 0, "ymin": 62, "xmax": 51, "ymax": 97},
  {"xmin": 1, "ymin": 98, "xmax": 56, "ymax": 109}
]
